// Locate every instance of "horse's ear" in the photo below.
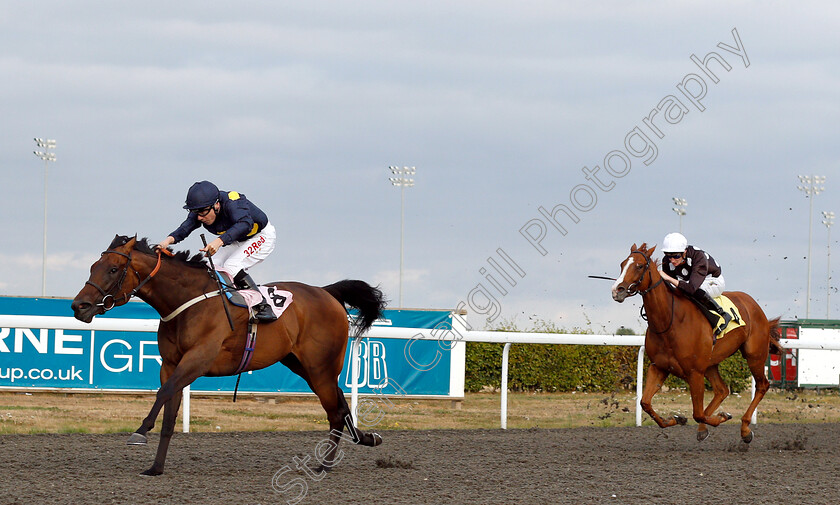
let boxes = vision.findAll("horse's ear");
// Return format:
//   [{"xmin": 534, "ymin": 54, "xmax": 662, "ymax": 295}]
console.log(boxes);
[
  {"xmin": 648, "ymin": 244, "xmax": 656, "ymax": 256},
  {"xmin": 123, "ymin": 236, "xmax": 137, "ymax": 251},
  {"xmin": 639, "ymin": 242, "xmax": 648, "ymax": 252},
  {"xmin": 630, "ymin": 243, "xmax": 637, "ymax": 251}
]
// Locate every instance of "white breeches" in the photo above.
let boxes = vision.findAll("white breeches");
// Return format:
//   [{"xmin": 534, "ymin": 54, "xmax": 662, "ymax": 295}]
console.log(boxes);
[
  {"xmin": 210, "ymin": 222, "xmax": 276, "ymax": 274},
  {"xmin": 700, "ymin": 274, "xmax": 725, "ymax": 298}
]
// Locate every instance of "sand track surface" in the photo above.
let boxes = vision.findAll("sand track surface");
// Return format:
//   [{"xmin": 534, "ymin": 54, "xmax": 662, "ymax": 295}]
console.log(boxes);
[{"xmin": 1, "ymin": 424, "xmax": 837, "ymax": 505}]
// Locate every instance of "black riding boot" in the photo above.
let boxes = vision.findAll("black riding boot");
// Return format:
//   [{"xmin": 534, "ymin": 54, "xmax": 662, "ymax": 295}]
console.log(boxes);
[
  {"xmin": 233, "ymin": 270, "xmax": 277, "ymax": 322},
  {"xmin": 693, "ymin": 289, "xmax": 732, "ymax": 337}
]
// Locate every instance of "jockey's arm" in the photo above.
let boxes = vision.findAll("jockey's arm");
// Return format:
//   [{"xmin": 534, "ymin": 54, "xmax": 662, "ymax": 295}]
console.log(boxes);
[
  {"xmin": 657, "ymin": 267, "xmax": 679, "ymax": 289},
  {"xmin": 157, "ymin": 236, "xmax": 176, "ymax": 251}
]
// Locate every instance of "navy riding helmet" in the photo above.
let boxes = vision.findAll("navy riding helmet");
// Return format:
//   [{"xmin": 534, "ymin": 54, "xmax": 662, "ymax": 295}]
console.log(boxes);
[{"xmin": 183, "ymin": 181, "xmax": 219, "ymax": 210}]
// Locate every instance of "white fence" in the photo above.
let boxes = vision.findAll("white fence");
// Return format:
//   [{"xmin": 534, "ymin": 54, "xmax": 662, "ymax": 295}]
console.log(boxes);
[
  {"xmin": 367, "ymin": 327, "xmax": 840, "ymax": 427},
  {"xmin": 2, "ymin": 315, "xmax": 839, "ymax": 432}
]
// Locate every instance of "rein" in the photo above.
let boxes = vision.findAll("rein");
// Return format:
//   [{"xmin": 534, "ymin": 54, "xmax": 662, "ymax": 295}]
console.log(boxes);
[
  {"xmin": 86, "ymin": 248, "xmax": 170, "ymax": 311},
  {"xmin": 627, "ymin": 250, "xmax": 674, "ymax": 335}
]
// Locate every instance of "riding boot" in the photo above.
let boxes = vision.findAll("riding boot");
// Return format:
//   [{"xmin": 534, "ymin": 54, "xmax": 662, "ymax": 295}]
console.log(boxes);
[
  {"xmin": 693, "ymin": 289, "xmax": 732, "ymax": 337},
  {"xmin": 233, "ymin": 270, "xmax": 277, "ymax": 322}
]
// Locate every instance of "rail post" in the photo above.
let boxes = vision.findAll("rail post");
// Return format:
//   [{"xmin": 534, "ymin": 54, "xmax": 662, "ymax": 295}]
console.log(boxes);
[
  {"xmin": 501, "ymin": 343, "xmax": 512, "ymax": 429},
  {"xmin": 636, "ymin": 346, "xmax": 645, "ymax": 427}
]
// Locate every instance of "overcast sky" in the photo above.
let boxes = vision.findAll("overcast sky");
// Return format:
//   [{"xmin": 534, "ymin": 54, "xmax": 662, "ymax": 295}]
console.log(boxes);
[{"xmin": 1, "ymin": 1, "xmax": 838, "ymax": 333}]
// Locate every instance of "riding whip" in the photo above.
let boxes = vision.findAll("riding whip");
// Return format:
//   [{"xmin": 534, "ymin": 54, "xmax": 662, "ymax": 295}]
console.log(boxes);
[
  {"xmin": 201, "ymin": 233, "xmax": 236, "ymax": 331},
  {"xmin": 588, "ymin": 275, "xmax": 617, "ymax": 281}
]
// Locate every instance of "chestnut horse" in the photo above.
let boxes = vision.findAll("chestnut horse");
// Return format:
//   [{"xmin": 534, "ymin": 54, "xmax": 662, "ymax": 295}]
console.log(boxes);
[
  {"xmin": 71, "ymin": 235, "xmax": 386, "ymax": 475},
  {"xmin": 611, "ymin": 243, "xmax": 782, "ymax": 442}
]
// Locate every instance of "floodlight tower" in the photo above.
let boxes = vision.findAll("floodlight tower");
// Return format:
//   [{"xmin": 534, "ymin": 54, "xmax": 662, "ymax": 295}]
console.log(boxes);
[
  {"xmin": 34, "ymin": 138, "xmax": 57, "ymax": 296},
  {"xmin": 388, "ymin": 166, "xmax": 416, "ymax": 308},
  {"xmin": 822, "ymin": 211, "xmax": 835, "ymax": 318},
  {"xmin": 672, "ymin": 197, "xmax": 687, "ymax": 233},
  {"xmin": 797, "ymin": 175, "xmax": 826, "ymax": 318}
]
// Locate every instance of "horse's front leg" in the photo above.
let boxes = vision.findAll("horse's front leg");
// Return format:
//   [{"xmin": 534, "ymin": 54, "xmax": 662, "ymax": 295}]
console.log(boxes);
[
  {"xmin": 128, "ymin": 346, "xmax": 220, "ymax": 475},
  {"xmin": 640, "ymin": 364, "xmax": 687, "ymax": 428},
  {"xmin": 128, "ymin": 362, "xmax": 176, "ymax": 444},
  {"xmin": 141, "ymin": 389, "xmax": 183, "ymax": 476}
]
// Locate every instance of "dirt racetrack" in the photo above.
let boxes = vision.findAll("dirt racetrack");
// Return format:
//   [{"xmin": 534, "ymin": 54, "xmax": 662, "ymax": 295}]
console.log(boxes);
[{"xmin": 1, "ymin": 423, "xmax": 838, "ymax": 505}]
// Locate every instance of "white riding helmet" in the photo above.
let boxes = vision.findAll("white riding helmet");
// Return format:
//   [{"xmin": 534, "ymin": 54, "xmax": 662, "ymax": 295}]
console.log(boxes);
[{"xmin": 662, "ymin": 232, "xmax": 688, "ymax": 253}]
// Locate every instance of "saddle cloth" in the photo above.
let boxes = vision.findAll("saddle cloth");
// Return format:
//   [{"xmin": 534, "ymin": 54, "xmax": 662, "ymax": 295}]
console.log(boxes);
[
  {"xmin": 215, "ymin": 268, "xmax": 293, "ymax": 320},
  {"xmin": 708, "ymin": 295, "xmax": 745, "ymax": 337}
]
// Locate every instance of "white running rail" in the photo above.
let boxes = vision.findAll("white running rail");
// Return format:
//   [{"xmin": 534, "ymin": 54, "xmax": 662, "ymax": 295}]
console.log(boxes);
[{"xmin": 2, "ymin": 315, "xmax": 838, "ymax": 431}]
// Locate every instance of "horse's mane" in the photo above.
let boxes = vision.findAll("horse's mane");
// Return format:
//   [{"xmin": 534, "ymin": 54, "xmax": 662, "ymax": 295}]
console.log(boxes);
[{"xmin": 108, "ymin": 235, "xmax": 207, "ymax": 269}]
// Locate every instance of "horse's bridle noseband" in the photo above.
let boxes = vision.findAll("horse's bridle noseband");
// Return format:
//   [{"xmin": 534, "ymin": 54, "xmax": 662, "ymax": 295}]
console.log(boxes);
[{"xmin": 85, "ymin": 248, "xmax": 165, "ymax": 311}]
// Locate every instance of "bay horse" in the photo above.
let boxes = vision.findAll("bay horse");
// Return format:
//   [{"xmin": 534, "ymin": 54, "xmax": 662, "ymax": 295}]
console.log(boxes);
[
  {"xmin": 71, "ymin": 235, "xmax": 386, "ymax": 475},
  {"xmin": 611, "ymin": 243, "xmax": 782, "ymax": 442}
]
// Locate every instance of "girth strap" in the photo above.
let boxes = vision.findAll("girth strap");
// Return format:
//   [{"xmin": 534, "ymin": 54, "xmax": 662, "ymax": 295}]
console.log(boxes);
[
  {"xmin": 232, "ymin": 320, "xmax": 258, "ymax": 402},
  {"xmin": 160, "ymin": 291, "xmax": 221, "ymax": 322},
  {"xmin": 234, "ymin": 321, "xmax": 258, "ymax": 375}
]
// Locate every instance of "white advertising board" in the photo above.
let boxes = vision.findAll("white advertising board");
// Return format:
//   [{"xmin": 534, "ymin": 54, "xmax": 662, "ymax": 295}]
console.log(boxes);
[{"xmin": 797, "ymin": 327, "xmax": 840, "ymax": 387}]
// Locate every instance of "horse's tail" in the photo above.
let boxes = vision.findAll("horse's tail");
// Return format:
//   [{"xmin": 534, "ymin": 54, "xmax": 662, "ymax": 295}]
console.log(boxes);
[
  {"xmin": 768, "ymin": 317, "xmax": 784, "ymax": 355},
  {"xmin": 323, "ymin": 280, "xmax": 388, "ymax": 337}
]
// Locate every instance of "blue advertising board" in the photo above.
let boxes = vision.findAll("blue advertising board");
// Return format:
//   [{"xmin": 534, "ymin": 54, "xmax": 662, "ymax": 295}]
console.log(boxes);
[{"xmin": 0, "ymin": 296, "xmax": 459, "ymax": 397}]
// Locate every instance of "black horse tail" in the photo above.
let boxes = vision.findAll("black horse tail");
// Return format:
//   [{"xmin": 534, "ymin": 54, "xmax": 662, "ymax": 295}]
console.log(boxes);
[
  {"xmin": 768, "ymin": 317, "xmax": 784, "ymax": 355},
  {"xmin": 323, "ymin": 280, "xmax": 387, "ymax": 337}
]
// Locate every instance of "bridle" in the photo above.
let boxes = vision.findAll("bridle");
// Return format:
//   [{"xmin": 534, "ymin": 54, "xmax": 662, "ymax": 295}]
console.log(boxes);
[
  {"xmin": 625, "ymin": 250, "xmax": 674, "ymax": 334},
  {"xmin": 85, "ymin": 247, "xmax": 168, "ymax": 311},
  {"xmin": 625, "ymin": 250, "xmax": 662, "ymax": 296}
]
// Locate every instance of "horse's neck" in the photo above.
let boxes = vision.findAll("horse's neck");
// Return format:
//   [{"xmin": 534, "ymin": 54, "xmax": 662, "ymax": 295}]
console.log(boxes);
[
  {"xmin": 134, "ymin": 256, "xmax": 213, "ymax": 317},
  {"xmin": 641, "ymin": 270, "xmax": 674, "ymax": 330}
]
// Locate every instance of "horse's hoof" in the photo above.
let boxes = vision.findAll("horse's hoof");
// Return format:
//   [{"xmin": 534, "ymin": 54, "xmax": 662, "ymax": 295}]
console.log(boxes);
[
  {"xmin": 140, "ymin": 467, "xmax": 163, "ymax": 476},
  {"xmin": 673, "ymin": 415, "xmax": 687, "ymax": 426},
  {"xmin": 697, "ymin": 430, "xmax": 710, "ymax": 442},
  {"xmin": 742, "ymin": 431, "xmax": 754, "ymax": 444},
  {"xmin": 126, "ymin": 433, "xmax": 148, "ymax": 445},
  {"xmin": 720, "ymin": 412, "xmax": 733, "ymax": 421},
  {"xmin": 371, "ymin": 432, "xmax": 383, "ymax": 446}
]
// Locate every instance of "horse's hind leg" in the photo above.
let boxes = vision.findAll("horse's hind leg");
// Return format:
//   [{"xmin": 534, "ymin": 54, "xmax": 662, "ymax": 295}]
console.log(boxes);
[
  {"xmin": 738, "ymin": 351, "xmax": 771, "ymax": 443},
  {"xmin": 697, "ymin": 366, "xmax": 730, "ymax": 441},
  {"xmin": 687, "ymin": 371, "xmax": 731, "ymax": 428},
  {"xmin": 336, "ymin": 386, "xmax": 382, "ymax": 447},
  {"xmin": 280, "ymin": 354, "xmax": 380, "ymax": 472},
  {"xmin": 311, "ymin": 377, "xmax": 383, "ymax": 464},
  {"xmin": 640, "ymin": 364, "xmax": 687, "ymax": 428}
]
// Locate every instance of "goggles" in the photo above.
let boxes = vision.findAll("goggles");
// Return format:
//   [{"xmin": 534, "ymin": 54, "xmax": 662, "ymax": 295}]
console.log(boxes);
[{"xmin": 195, "ymin": 203, "xmax": 216, "ymax": 217}]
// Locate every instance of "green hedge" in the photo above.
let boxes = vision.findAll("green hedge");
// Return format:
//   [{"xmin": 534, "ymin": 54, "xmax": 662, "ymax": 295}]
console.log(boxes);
[{"xmin": 464, "ymin": 322, "xmax": 752, "ymax": 392}]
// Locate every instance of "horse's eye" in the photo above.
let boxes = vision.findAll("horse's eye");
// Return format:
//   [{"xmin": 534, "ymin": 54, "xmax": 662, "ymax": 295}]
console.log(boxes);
[
  {"xmin": 109, "ymin": 267, "xmax": 118, "ymax": 274},
  {"xmin": 635, "ymin": 263, "xmax": 643, "ymax": 270}
]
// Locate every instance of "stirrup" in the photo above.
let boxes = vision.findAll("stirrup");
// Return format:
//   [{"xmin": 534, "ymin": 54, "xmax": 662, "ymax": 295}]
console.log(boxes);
[
  {"xmin": 713, "ymin": 312, "xmax": 732, "ymax": 338},
  {"xmin": 251, "ymin": 302, "xmax": 277, "ymax": 323}
]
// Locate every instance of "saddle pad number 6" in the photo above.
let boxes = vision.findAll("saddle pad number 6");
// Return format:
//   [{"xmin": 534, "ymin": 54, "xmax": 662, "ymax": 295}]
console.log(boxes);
[
  {"xmin": 257, "ymin": 286, "xmax": 293, "ymax": 319},
  {"xmin": 267, "ymin": 287, "xmax": 287, "ymax": 308}
]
